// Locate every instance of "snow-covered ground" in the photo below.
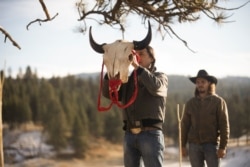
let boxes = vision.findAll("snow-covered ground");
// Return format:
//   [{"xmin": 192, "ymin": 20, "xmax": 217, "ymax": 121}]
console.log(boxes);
[
  {"xmin": 220, "ymin": 146, "xmax": 250, "ymax": 167},
  {"xmin": 3, "ymin": 130, "xmax": 250, "ymax": 167},
  {"xmin": 164, "ymin": 146, "xmax": 250, "ymax": 167},
  {"xmin": 4, "ymin": 129, "xmax": 55, "ymax": 164}
]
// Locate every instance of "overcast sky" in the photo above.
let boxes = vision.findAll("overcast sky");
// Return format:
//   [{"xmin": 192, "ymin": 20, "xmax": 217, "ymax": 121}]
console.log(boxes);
[{"xmin": 1, "ymin": 0, "xmax": 250, "ymax": 78}]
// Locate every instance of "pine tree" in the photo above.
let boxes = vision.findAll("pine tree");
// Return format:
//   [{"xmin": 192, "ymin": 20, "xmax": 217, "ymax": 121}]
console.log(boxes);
[
  {"xmin": 71, "ymin": 116, "xmax": 88, "ymax": 158},
  {"xmin": 45, "ymin": 99, "xmax": 68, "ymax": 151}
]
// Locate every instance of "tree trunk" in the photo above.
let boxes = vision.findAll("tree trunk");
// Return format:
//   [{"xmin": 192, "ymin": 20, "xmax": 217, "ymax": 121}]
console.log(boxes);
[{"xmin": 0, "ymin": 71, "xmax": 5, "ymax": 167}]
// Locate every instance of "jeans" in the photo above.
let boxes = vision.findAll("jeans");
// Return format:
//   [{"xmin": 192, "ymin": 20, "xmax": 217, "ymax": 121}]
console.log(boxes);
[
  {"xmin": 123, "ymin": 130, "xmax": 165, "ymax": 167},
  {"xmin": 188, "ymin": 142, "xmax": 220, "ymax": 167}
]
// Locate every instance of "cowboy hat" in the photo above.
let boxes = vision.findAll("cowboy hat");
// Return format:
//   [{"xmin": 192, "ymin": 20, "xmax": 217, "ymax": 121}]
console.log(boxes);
[{"xmin": 189, "ymin": 69, "xmax": 218, "ymax": 84}]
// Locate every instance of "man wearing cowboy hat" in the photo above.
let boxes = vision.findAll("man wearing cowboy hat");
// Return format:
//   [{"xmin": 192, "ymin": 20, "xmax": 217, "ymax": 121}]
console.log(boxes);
[{"xmin": 181, "ymin": 69, "xmax": 230, "ymax": 167}]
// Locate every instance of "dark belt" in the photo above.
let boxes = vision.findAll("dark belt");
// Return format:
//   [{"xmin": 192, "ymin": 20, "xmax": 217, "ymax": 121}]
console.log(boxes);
[{"xmin": 130, "ymin": 127, "xmax": 159, "ymax": 134}]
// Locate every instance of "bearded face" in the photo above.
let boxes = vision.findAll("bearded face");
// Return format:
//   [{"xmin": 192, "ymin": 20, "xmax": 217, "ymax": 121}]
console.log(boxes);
[{"xmin": 195, "ymin": 78, "xmax": 210, "ymax": 94}]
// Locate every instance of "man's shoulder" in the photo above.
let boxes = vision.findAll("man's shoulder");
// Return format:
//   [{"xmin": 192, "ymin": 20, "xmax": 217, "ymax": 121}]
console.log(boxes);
[{"xmin": 211, "ymin": 94, "xmax": 227, "ymax": 103}]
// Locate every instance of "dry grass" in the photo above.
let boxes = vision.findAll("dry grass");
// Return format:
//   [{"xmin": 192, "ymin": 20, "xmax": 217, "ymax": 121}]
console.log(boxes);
[{"xmin": 84, "ymin": 137, "xmax": 123, "ymax": 166}]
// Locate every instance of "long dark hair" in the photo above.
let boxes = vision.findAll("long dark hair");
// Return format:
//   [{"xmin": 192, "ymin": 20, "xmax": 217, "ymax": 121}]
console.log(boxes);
[{"xmin": 146, "ymin": 45, "xmax": 156, "ymax": 72}]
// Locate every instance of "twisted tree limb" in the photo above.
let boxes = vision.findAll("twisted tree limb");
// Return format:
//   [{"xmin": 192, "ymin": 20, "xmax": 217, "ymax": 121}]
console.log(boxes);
[
  {"xmin": 26, "ymin": 0, "xmax": 59, "ymax": 30},
  {"xmin": 77, "ymin": 0, "xmax": 250, "ymax": 51},
  {"xmin": 0, "ymin": 26, "xmax": 21, "ymax": 50}
]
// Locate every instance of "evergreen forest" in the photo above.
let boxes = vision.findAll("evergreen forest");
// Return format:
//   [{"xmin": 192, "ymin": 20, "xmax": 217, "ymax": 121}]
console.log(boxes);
[{"xmin": 2, "ymin": 66, "xmax": 250, "ymax": 157}]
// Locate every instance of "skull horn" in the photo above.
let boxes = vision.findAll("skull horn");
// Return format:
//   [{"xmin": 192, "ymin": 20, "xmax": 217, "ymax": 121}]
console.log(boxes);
[
  {"xmin": 89, "ymin": 26, "xmax": 105, "ymax": 54},
  {"xmin": 133, "ymin": 20, "xmax": 152, "ymax": 50}
]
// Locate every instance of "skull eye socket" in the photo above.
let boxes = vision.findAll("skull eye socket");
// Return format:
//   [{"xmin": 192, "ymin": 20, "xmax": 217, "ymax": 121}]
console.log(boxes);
[{"xmin": 128, "ymin": 54, "xmax": 133, "ymax": 61}]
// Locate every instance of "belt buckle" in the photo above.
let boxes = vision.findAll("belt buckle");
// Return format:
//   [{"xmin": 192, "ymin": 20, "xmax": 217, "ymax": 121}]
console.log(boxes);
[{"xmin": 130, "ymin": 128, "xmax": 142, "ymax": 134}]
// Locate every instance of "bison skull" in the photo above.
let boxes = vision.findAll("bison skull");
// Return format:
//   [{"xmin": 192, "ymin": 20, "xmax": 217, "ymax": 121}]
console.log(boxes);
[{"xmin": 89, "ymin": 21, "xmax": 152, "ymax": 83}]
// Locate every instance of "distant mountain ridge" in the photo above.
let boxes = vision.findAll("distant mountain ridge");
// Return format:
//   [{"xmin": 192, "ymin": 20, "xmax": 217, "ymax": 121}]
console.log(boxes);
[
  {"xmin": 76, "ymin": 72, "xmax": 100, "ymax": 79},
  {"xmin": 76, "ymin": 72, "xmax": 250, "ymax": 85}
]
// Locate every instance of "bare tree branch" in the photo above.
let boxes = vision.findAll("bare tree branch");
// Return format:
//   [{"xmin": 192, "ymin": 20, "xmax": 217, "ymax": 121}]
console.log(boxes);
[
  {"xmin": 26, "ymin": 0, "xmax": 59, "ymax": 30},
  {"xmin": 0, "ymin": 26, "xmax": 21, "ymax": 50},
  {"xmin": 76, "ymin": 0, "xmax": 250, "ymax": 50},
  {"xmin": 39, "ymin": 0, "xmax": 51, "ymax": 19}
]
